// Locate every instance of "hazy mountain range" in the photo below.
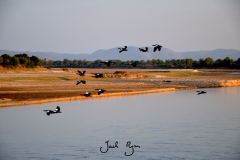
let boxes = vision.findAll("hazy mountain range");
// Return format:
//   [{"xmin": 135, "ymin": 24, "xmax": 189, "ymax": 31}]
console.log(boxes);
[{"xmin": 1, "ymin": 47, "xmax": 239, "ymax": 61}]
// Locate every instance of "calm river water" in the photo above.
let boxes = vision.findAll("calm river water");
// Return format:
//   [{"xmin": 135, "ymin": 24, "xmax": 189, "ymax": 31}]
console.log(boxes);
[{"xmin": 0, "ymin": 87, "xmax": 240, "ymax": 160}]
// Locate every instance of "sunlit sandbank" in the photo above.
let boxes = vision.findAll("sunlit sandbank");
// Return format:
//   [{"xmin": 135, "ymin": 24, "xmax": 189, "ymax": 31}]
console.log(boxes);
[{"xmin": 0, "ymin": 68, "xmax": 240, "ymax": 108}]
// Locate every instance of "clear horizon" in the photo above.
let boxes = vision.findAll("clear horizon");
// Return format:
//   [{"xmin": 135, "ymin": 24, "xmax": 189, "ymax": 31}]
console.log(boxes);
[{"xmin": 0, "ymin": 0, "xmax": 240, "ymax": 54}]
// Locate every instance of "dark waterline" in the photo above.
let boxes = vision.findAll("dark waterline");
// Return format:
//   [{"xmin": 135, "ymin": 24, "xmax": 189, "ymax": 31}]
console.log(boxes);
[{"xmin": 0, "ymin": 87, "xmax": 240, "ymax": 160}]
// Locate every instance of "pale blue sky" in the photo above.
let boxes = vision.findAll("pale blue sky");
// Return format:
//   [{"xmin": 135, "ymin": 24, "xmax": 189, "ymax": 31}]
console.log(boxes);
[{"xmin": 0, "ymin": 0, "xmax": 240, "ymax": 54}]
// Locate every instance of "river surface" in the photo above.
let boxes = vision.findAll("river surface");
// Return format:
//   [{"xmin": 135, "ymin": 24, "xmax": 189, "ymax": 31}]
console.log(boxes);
[{"xmin": 0, "ymin": 87, "xmax": 240, "ymax": 160}]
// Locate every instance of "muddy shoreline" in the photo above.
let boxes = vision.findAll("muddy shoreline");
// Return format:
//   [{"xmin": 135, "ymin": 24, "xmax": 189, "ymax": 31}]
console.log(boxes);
[{"xmin": 0, "ymin": 68, "xmax": 240, "ymax": 108}]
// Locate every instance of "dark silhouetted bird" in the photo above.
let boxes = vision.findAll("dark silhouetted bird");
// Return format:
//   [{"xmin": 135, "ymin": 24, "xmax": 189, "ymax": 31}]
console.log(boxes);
[
  {"xmin": 94, "ymin": 73, "xmax": 103, "ymax": 78},
  {"xmin": 100, "ymin": 60, "xmax": 113, "ymax": 66},
  {"xmin": 196, "ymin": 91, "xmax": 207, "ymax": 95},
  {"xmin": 83, "ymin": 92, "xmax": 91, "ymax": 97},
  {"xmin": 139, "ymin": 47, "xmax": 148, "ymax": 52},
  {"xmin": 152, "ymin": 44, "xmax": 162, "ymax": 52},
  {"xmin": 118, "ymin": 46, "xmax": 127, "ymax": 53},
  {"xmin": 163, "ymin": 80, "xmax": 171, "ymax": 83},
  {"xmin": 126, "ymin": 61, "xmax": 138, "ymax": 67},
  {"xmin": 96, "ymin": 88, "xmax": 106, "ymax": 95},
  {"xmin": 77, "ymin": 70, "xmax": 86, "ymax": 76},
  {"xmin": 43, "ymin": 106, "xmax": 61, "ymax": 116},
  {"xmin": 76, "ymin": 80, "xmax": 86, "ymax": 85}
]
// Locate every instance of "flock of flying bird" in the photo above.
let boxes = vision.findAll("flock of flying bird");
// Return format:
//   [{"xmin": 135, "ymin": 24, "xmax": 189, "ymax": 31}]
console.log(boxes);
[
  {"xmin": 118, "ymin": 44, "xmax": 162, "ymax": 53},
  {"xmin": 43, "ymin": 69, "xmax": 106, "ymax": 116},
  {"xmin": 100, "ymin": 44, "xmax": 163, "ymax": 67},
  {"xmin": 76, "ymin": 70, "xmax": 106, "ymax": 97},
  {"xmin": 43, "ymin": 44, "xmax": 206, "ymax": 116}
]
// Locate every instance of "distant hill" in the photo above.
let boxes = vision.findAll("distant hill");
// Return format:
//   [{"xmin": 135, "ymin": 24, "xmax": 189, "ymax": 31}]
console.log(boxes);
[
  {"xmin": 178, "ymin": 49, "xmax": 240, "ymax": 60},
  {"xmin": 0, "ymin": 50, "xmax": 89, "ymax": 60},
  {"xmin": 0, "ymin": 47, "xmax": 239, "ymax": 61}
]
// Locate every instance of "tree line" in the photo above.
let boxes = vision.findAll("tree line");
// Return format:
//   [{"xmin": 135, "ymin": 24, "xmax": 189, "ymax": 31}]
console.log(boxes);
[
  {"xmin": 0, "ymin": 54, "xmax": 42, "ymax": 68},
  {"xmin": 1, "ymin": 53, "xmax": 240, "ymax": 69},
  {"xmin": 42, "ymin": 57, "xmax": 240, "ymax": 69}
]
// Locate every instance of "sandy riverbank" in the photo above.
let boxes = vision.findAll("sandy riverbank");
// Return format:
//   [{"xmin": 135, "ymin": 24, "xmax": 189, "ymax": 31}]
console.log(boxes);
[{"xmin": 0, "ymin": 68, "xmax": 240, "ymax": 108}]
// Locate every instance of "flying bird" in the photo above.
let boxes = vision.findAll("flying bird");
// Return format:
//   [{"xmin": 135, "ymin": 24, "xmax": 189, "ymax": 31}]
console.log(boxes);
[
  {"xmin": 100, "ymin": 60, "xmax": 113, "ymax": 66},
  {"xmin": 152, "ymin": 44, "xmax": 162, "ymax": 52},
  {"xmin": 43, "ymin": 106, "xmax": 61, "ymax": 116},
  {"xmin": 125, "ymin": 61, "xmax": 138, "ymax": 67},
  {"xmin": 83, "ymin": 92, "xmax": 91, "ymax": 97},
  {"xmin": 96, "ymin": 88, "xmax": 106, "ymax": 95},
  {"xmin": 94, "ymin": 73, "xmax": 103, "ymax": 78},
  {"xmin": 139, "ymin": 47, "xmax": 148, "ymax": 52},
  {"xmin": 76, "ymin": 80, "xmax": 86, "ymax": 85},
  {"xmin": 118, "ymin": 46, "xmax": 127, "ymax": 53},
  {"xmin": 163, "ymin": 80, "xmax": 171, "ymax": 83},
  {"xmin": 77, "ymin": 70, "xmax": 86, "ymax": 76},
  {"xmin": 196, "ymin": 91, "xmax": 207, "ymax": 95}
]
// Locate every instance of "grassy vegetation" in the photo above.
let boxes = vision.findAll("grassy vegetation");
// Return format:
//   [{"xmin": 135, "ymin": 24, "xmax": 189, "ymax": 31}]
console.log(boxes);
[{"xmin": 143, "ymin": 71, "xmax": 203, "ymax": 77}]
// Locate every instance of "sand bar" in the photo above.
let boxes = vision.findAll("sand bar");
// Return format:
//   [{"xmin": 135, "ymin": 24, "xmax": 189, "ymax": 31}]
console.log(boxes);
[{"xmin": 0, "ymin": 68, "xmax": 240, "ymax": 108}]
